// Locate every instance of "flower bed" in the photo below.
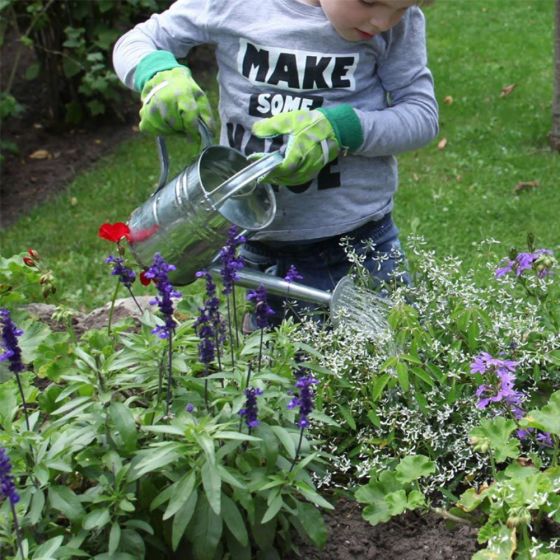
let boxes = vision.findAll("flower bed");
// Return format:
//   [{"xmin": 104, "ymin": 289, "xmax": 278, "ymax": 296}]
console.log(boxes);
[{"xmin": 0, "ymin": 230, "xmax": 559, "ymax": 559}]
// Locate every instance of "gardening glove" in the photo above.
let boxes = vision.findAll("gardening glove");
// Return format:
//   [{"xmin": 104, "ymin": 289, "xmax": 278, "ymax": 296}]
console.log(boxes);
[
  {"xmin": 135, "ymin": 51, "xmax": 214, "ymax": 145},
  {"xmin": 251, "ymin": 105, "xmax": 363, "ymax": 186}
]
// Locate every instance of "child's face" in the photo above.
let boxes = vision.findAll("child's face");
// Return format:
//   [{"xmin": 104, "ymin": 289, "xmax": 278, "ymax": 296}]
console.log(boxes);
[{"xmin": 310, "ymin": 0, "xmax": 417, "ymax": 42}]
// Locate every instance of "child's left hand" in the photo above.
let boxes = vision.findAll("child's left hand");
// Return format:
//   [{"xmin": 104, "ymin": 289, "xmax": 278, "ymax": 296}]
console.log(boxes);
[{"xmin": 251, "ymin": 109, "xmax": 341, "ymax": 186}]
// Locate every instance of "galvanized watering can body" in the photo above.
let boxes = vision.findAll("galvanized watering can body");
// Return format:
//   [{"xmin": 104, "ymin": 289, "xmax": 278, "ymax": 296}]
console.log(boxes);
[{"xmin": 127, "ymin": 124, "xmax": 281, "ymax": 285}]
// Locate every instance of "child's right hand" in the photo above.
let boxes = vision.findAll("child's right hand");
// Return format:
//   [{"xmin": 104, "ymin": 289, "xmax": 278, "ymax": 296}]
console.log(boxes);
[{"xmin": 139, "ymin": 66, "xmax": 214, "ymax": 143}]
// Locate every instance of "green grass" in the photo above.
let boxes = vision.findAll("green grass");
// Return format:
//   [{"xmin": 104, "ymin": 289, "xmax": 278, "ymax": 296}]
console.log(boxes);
[
  {"xmin": 1, "ymin": 0, "xmax": 558, "ymax": 309},
  {"xmin": 396, "ymin": 0, "xmax": 559, "ymax": 256}
]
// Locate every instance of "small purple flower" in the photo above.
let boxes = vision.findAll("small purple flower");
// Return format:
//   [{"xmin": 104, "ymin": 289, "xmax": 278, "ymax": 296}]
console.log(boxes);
[
  {"xmin": 470, "ymin": 352, "xmax": 523, "ymax": 415},
  {"xmin": 284, "ymin": 265, "xmax": 303, "ymax": 283},
  {"xmin": 495, "ymin": 249, "xmax": 554, "ymax": 279},
  {"xmin": 144, "ymin": 253, "xmax": 181, "ymax": 339},
  {"xmin": 287, "ymin": 374, "xmax": 319, "ymax": 429},
  {"xmin": 0, "ymin": 309, "xmax": 24, "ymax": 374},
  {"xmin": 0, "ymin": 448, "xmax": 19, "ymax": 505},
  {"xmin": 516, "ymin": 428, "xmax": 554, "ymax": 447},
  {"xmin": 105, "ymin": 255, "xmax": 136, "ymax": 288},
  {"xmin": 247, "ymin": 284, "xmax": 275, "ymax": 329},
  {"xmin": 185, "ymin": 403, "xmax": 195, "ymax": 413},
  {"xmin": 239, "ymin": 387, "xmax": 263, "ymax": 428},
  {"xmin": 219, "ymin": 225, "xmax": 246, "ymax": 295}
]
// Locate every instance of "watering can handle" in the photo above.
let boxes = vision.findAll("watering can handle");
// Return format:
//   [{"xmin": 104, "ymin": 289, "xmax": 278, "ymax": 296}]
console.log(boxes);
[{"xmin": 154, "ymin": 118, "xmax": 213, "ymax": 195}]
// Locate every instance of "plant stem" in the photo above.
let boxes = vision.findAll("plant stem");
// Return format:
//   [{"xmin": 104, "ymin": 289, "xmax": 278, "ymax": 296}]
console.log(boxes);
[
  {"xmin": 289, "ymin": 427, "xmax": 305, "ymax": 472},
  {"xmin": 107, "ymin": 280, "xmax": 120, "ymax": 334},
  {"xmin": 488, "ymin": 448, "xmax": 497, "ymax": 479},
  {"xmin": 10, "ymin": 500, "xmax": 25, "ymax": 559},
  {"xmin": 165, "ymin": 334, "xmax": 173, "ymax": 416},
  {"xmin": 552, "ymin": 435, "xmax": 559, "ymax": 467},
  {"xmin": 232, "ymin": 288, "xmax": 240, "ymax": 348},
  {"xmin": 226, "ymin": 296, "xmax": 235, "ymax": 367},
  {"xmin": 14, "ymin": 371, "xmax": 30, "ymax": 432},
  {"xmin": 430, "ymin": 507, "xmax": 474, "ymax": 526},
  {"xmin": 257, "ymin": 329, "xmax": 264, "ymax": 373},
  {"xmin": 126, "ymin": 286, "xmax": 144, "ymax": 314},
  {"xmin": 238, "ymin": 363, "xmax": 253, "ymax": 431}
]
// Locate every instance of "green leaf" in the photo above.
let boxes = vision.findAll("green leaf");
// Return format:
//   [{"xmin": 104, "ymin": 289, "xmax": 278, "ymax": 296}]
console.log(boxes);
[
  {"xmin": 521, "ymin": 390, "xmax": 560, "ymax": 436},
  {"xmin": 201, "ymin": 461, "xmax": 222, "ymax": 515},
  {"xmin": 385, "ymin": 490, "xmax": 408, "ymax": 516},
  {"xmin": 163, "ymin": 472, "xmax": 196, "ymax": 520},
  {"xmin": 188, "ymin": 493, "xmax": 223, "ymax": 560},
  {"xmin": 109, "ymin": 522, "xmax": 121, "ymax": 555},
  {"xmin": 295, "ymin": 481, "xmax": 334, "ymax": 510},
  {"xmin": 29, "ymin": 489, "xmax": 45, "ymax": 525},
  {"xmin": 396, "ymin": 361, "xmax": 409, "ymax": 392},
  {"xmin": 338, "ymin": 404, "xmax": 356, "ymax": 430},
  {"xmin": 270, "ymin": 426, "xmax": 296, "ymax": 458},
  {"xmin": 49, "ymin": 486, "xmax": 85, "ymax": 522},
  {"xmin": 82, "ymin": 508, "xmax": 111, "ymax": 530},
  {"xmin": 109, "ymin": 402, "xmax": 138, "ymax": 452},
  {"xmin": 457, "ymin": 487, "xmax": 490, "ymax": 512},
  {"xmin": 261, "ymin": 493, "xmax": 283, "ymax": 524},
  {"xmin": 222, "ymin": 493, "xmax": 249, "ymax": 547},
  {"xmin": 172, "ymin": 488, "xmax": 198, "ymax": 551},
  {"xmin": 370, "ymin": 373, "xmax": 390, "ymax": 401},
  {"xmin": 395, "ymin": 455, "xmax": 435, "ymax": 484},
  {"xmin": 469, "ymin": 416, "xmax": 520, "ymax": 463},
  {"xmin": 32, "ymin": 535, "xmax": 64, "ymax": 558},
  {"xmin": 296, "ymin": 502, "xmax": 327, "ymax": 548},
  {"xmin": 471, "ymin": 524, "xmax": 516, "ymax": 559}
]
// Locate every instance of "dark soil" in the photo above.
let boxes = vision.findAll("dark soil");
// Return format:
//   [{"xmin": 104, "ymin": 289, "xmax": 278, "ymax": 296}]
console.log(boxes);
[
  {"xmin": 290, "ymin": 498, "xmax": 478, "ymax": 560},
  {"xmin": 1, "ymin": 35, "xmax": 481, "ymax": 560}
]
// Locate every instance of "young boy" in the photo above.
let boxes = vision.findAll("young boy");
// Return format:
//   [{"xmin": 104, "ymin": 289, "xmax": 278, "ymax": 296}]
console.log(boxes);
[{"xmin": 113, "ymin": 0, "xmax": 438, "ymax": 324}]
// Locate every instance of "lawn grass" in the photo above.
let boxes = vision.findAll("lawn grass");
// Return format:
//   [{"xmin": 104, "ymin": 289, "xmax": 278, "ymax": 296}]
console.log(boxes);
[{"xmin": 1, "ymin": 0, "xmax": 558, "ymax": 309}]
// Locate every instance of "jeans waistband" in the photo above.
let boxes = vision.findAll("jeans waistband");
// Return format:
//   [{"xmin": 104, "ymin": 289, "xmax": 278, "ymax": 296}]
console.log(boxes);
[{"xmin": 245, "ymin": 213, "xmax": 393, "ymax": 258}]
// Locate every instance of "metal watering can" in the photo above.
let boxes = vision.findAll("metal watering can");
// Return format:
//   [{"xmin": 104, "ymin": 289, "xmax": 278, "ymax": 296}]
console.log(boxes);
[{"xmin": 127, "ymin": 121, "xmax": 281, "ymax": 285}]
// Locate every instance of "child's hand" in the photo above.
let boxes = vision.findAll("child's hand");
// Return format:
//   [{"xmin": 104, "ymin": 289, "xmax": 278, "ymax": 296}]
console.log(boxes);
[
  {"xmin": 251, "ymin": 110, "xmax": 340, "ymax": 186},
  {"xmin": 139, "ymin": 66, "xmax": 214, "ymax": 143}
]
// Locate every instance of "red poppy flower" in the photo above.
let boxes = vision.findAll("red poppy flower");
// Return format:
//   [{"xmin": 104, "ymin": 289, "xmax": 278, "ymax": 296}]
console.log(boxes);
[
  {"xmin": 139, "ymin": 271, "xmax": 152, "ymax": 286},
  {"xmin": 23, "ymin": 256, "xmax": 36, "ymax": 268},
  {"xmin": 27, "ymin": 248, "xmax": 40, "ymax": 259},
  {"xmin": 98, "ymin": 222, "xmax": 131, "ymax": 243}
]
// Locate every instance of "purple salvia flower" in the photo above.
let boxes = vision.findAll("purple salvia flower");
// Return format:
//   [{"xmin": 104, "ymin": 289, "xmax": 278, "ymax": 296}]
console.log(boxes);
[
  {"xmin": 105, "ymin": 255, "xmax": 136, "ymax": 288},
  {"xmin": 185, "ymin": 403, "xmax": 195, "ymax": 413},
  {"xmin": 144, "ymin": 253, "xmax": 181, "ymax": 339},
  {"xmin": 0, "ymin": 448, "xmax": 19, "ymax": 505},
  {"xmin": 219, "ymin": 225, "xmax": 246, "ymax": 295},
  {"xmin": 247, "ymin": 284, "xmax": 275, "ymax": 329},
  {"xmin": 284, "ymin": 265, "xmax": 303, "ymax": 283},
  {"xmin": 0, "ymin": 309, "xmax": 24, "ymax": 374},
  {"xmin": 239, "ymin": 387, "xmax": 263, "ymax": 428},
  {"xmin": 287, "ymin": 374, "xmax": 319, "ymax": 428},
  {"xmin": 516, "ymin": 428, "xmax": 554, "ymax": 447}
]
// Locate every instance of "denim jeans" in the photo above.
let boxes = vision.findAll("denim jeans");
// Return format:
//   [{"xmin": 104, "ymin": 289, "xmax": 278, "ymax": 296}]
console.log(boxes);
[{"xmin": 239, "ymin": 213, "xmax": 409, "ymax": 327}]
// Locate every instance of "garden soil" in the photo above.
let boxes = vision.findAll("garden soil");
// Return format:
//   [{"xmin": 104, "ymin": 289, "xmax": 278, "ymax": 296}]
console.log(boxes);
[{"xmin": 2, "ymin": 38, "xmax": 480, "ymax": 559}]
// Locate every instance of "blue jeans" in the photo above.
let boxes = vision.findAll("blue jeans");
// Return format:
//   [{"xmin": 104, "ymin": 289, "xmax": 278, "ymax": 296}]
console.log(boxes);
[{"xmin": 239, "ymin": 213, "xmax": 409, "ymax": 327}]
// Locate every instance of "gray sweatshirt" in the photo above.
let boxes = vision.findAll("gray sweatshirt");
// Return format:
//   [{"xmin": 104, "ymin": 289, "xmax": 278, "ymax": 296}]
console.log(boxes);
[{"xmin": 113, "ymin": 0, "xmax": 438, "ymax": 241}]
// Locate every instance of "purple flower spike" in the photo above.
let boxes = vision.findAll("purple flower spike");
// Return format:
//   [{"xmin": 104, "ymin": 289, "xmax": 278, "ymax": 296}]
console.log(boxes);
[
  {"xmin": 145, "ymin": 253, "xmax": 181, "ymax": 339},
  {"xmin": 247, "ymin": 284, "xmax": 275, "ymax": 329},
  {"xmin": 0, "ymin": 448, "xmax": 19, "ymax": 505},
  {"xmin": 0, "ymin": 309, "xmax": 24, "ymax": 374},
  {"xmin": 284, "ymin": 265, "xmax": 303, "ymax": 283},
  {"xmin": 105, "ymin": 255, "xmax": 136, "ymax": 288},
  {"xmin": 288, "ymin": 374, "xmax": 319, "ymax": 429},
  {"xmin": 239, "ymin": 387, "xmax": 263, "ymax": 428},
  {"xmin": 219, "ymin": 225, "xmax": 246, "ymax": 295}
]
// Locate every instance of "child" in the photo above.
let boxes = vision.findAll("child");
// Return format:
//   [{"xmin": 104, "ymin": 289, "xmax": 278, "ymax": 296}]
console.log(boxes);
[{"xmin": 113, "ymin": 0, "xmax": 438, "ymax": 325}]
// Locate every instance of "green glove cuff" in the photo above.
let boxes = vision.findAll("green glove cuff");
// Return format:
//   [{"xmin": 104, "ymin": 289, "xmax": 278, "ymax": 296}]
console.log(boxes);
[
  {"xmin": 134, "ymin": 51, "xmax": 182, "ymax": 91},
  {"xmin": 318, "ymin": 104, "xmax": 363, "ymax": 152}
]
